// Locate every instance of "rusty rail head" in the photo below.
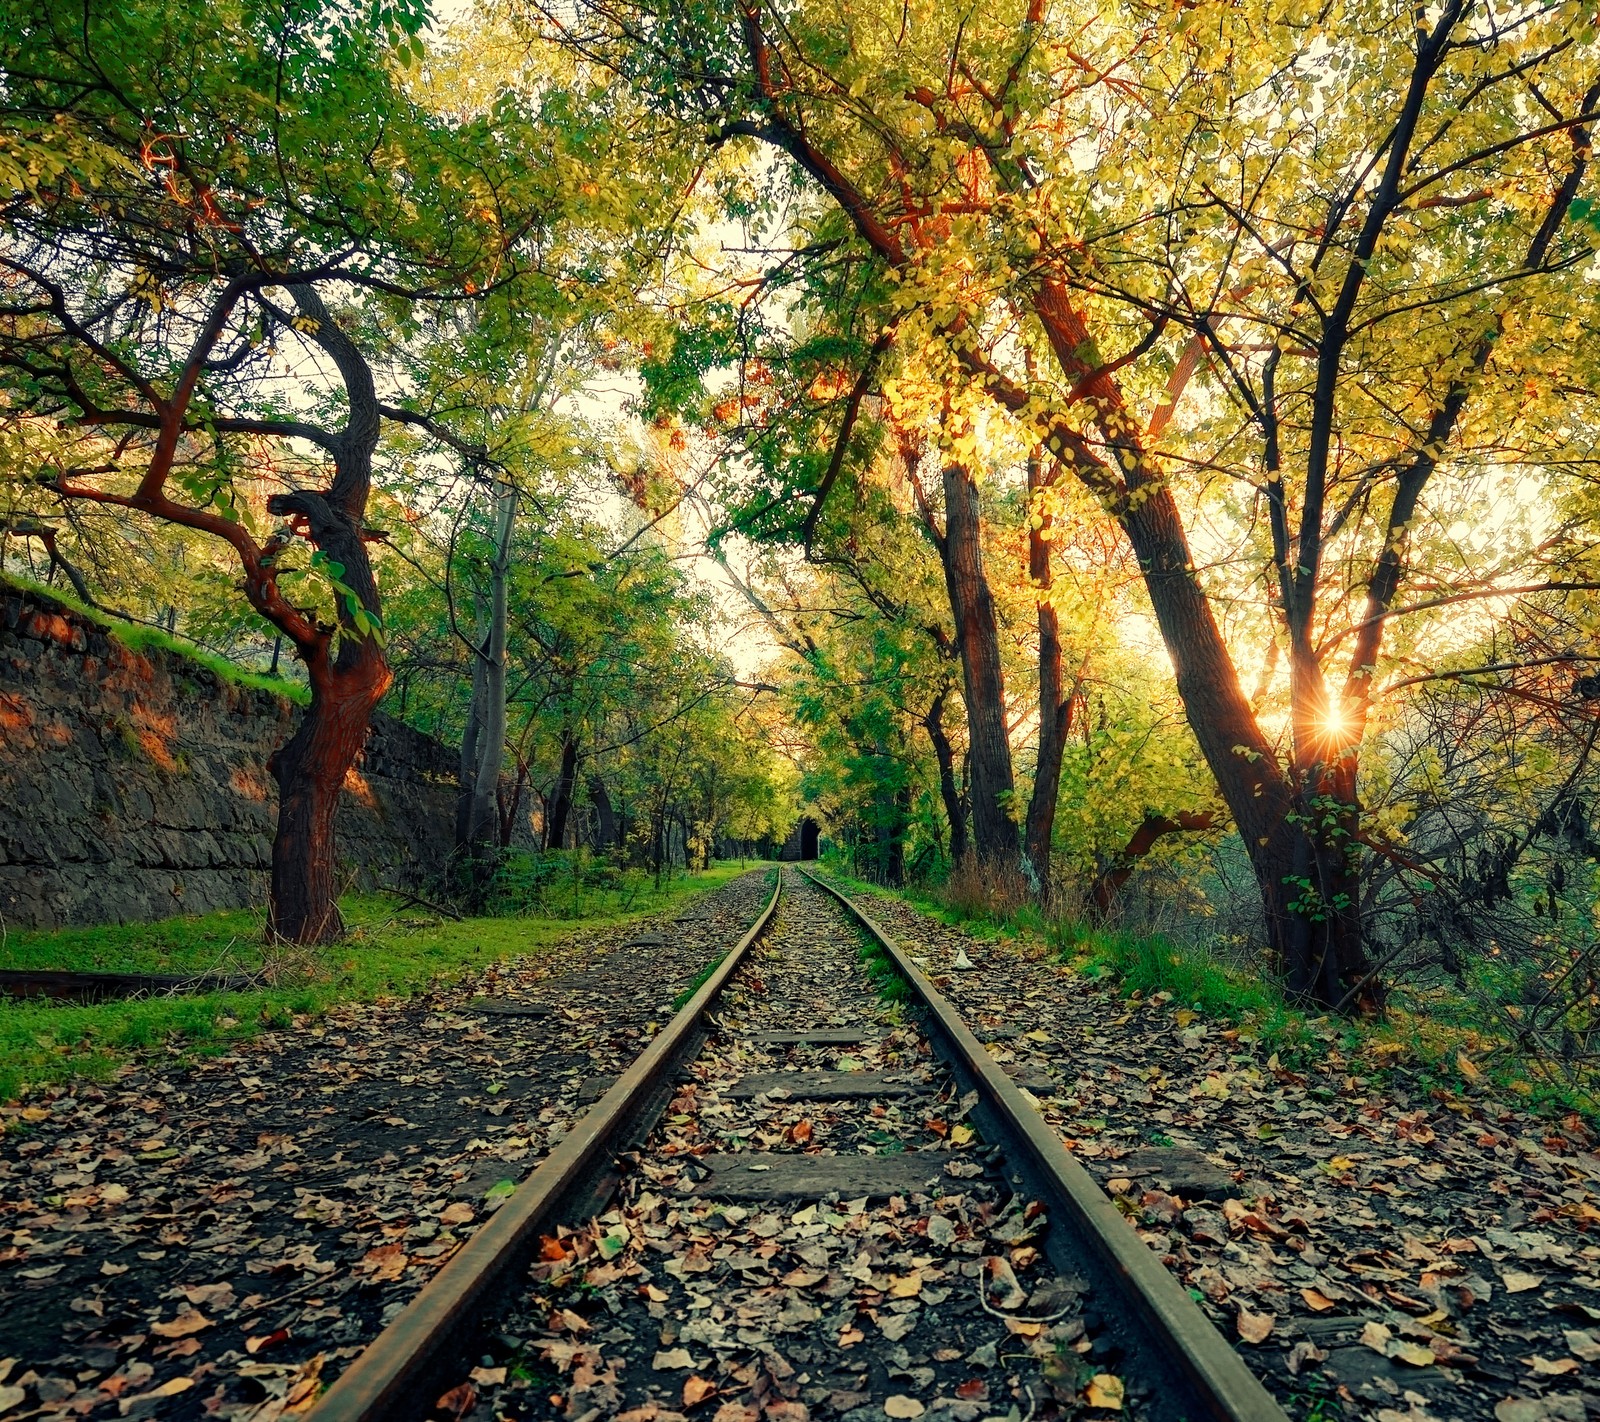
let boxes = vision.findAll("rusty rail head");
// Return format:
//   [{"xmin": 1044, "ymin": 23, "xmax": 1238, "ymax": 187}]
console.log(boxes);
[
  {"xmin": 307, "ymin": 869, "xmax": 782, "ymax": 1422},
  {"xmin": 798, "ymin": 868, "xmax": 1290, "ymax": 1422}
]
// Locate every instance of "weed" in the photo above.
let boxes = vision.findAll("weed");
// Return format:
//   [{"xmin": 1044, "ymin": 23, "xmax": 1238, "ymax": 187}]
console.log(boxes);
[
  {"xmin": 858, "ymin": 934, "xmax": 911, "ymax": 1004},
  {"xmin": 673, "ymin": 953, "xmax": 727, "ymax": 1010}
]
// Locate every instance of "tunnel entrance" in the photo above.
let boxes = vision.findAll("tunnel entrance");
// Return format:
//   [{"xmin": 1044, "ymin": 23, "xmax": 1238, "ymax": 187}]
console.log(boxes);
[{"xmin": 799, "ymin": 817, "xmax": 820, "ymax": 861}]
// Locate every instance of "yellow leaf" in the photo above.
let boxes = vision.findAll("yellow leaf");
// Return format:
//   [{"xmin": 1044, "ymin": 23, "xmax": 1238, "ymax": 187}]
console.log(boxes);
[{"xmin": 1085, "ymin": 1374, "xmax": 1124, "ymax": 1409}]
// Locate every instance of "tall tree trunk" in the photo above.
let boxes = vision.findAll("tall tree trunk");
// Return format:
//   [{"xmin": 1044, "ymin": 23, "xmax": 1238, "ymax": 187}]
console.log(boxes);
[
  {"xmin": 545, "ymin": 733, "xmax": 581, "ymax": 851},
  {"xmin": 923, "ymin": 689, "xmax": 968, "ymax": 866},
  {"xmin": 1114, "ymin": 468, "xmax": 1373, "ymax": 1001},
  {"xmin": 460, "ymin": 483, "xmax": 516, "ymax": 888},
  {"xmin": 497, "ymin": 757, "xmax": 529, "ymax": 849},
  {"xmin": 588, "ymin": 774, "xmax": 617, "ymax": 850},
  {"xmin": 454, "ymin": 649, "xmax": 486, "ymax": 855},
  {"xmin": 261, "ymin": 284, "xmax": 390, "ymax": 944},
  {"xmin": 1023, "ymin": 455, "xmax": 1068, "ymax": 892},
  {"xmin": 940, "ymin": 458, "xmax": 1020, "ymax": 868},
  {"xmin": 268, "ymin": 649, "xmax": 389, "ymax": 942}
]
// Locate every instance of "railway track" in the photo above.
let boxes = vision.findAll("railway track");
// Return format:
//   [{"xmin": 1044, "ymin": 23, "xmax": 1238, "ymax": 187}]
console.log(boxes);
[{"xmin": 308, "ymin": 868, "xmax": 1287, "ymax": 1422}]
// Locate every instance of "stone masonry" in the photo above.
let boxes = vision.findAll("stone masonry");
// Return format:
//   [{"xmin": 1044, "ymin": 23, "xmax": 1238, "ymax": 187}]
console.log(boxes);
[{"xmin": 0, "ymin": 582, "xmax": 459, "ymax": 929}]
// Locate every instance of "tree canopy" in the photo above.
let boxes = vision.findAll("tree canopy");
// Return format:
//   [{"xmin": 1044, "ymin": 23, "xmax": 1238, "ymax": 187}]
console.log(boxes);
[{"xmin": 4, "ymin": 0, "xmax": 1600, "ymax": 1027}]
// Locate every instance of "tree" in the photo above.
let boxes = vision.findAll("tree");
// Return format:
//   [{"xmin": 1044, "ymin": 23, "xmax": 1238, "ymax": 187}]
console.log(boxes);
[
  {"xmin": 549, "ymin": 0, "xmax": 1600, "ymax": 1006},
  {"xmin": 0, "ymin": 0, "xmax": 554, "ymax": 939}
]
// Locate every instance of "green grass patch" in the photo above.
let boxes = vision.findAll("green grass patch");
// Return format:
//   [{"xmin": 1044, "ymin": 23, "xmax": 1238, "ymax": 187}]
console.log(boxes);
[
  {"xmin": 0, "ymin": 862, "xmax": 758, "ymax": 1104},
  {"xmin": 673, "ymin": 952, "xmax": 728, "ymax": 1010},
  {"xmin": 858, "ymin": 933, "xmax": 912, "ymax": 1005},
  {"xmin": 2, "ymin": 571, "xmax": 307, "ymax": 703}
]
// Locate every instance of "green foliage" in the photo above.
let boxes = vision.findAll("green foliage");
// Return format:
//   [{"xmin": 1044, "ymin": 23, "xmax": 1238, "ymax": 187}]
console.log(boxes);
[{"xmin": 0, "ymin": 867, "xmax": 750, "ymax": 1102}]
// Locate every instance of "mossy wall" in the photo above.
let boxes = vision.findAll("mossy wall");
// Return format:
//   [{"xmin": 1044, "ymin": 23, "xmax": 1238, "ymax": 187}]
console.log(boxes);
[{"xmin": 0, "ymin": 584, "xmax": 459, "ymax": 928}]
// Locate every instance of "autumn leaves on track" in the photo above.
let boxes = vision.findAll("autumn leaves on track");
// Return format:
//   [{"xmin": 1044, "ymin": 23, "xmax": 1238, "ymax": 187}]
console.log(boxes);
[
  {"xmin": 461, "ymin": 871, "xmax": 1148, "ymax": 1422},
  {"xmin": 0, "ymin": 872, "xmax": 776, "ymax": 1421}
]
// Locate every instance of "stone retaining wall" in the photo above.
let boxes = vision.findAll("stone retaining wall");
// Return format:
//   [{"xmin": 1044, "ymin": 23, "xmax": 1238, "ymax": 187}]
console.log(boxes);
[{"xmin": 0, "ymin": 583, "xmax": 459, "ymax": 928}]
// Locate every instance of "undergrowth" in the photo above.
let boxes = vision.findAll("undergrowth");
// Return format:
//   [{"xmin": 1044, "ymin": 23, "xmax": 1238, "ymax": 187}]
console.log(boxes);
[
  {"xmin": 857, "ymin": 931, "xmax": 912, "ymax": 1005},
  {"xmin": 816, "ymin": 855, "xmax": 1598, "ymax": 1123},
  {"xmin": 0, "ymin": 863, "xmax": 752, "ymax": 1103}
]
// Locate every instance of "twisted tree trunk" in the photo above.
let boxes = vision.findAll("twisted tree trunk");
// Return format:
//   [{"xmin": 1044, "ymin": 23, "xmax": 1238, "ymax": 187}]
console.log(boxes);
[
  {"xmin": 262, "ymin": 286, "xmax": 391, "ymax": 944},
  {"xmin": 923, "ymin": 688, "xmax": 968, "ymax": 866}
]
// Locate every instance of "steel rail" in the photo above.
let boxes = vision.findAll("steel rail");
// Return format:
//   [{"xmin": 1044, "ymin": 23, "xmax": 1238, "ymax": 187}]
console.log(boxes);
[
  {"xmin": 799, "ymin": 867, "xmax": 1290, "ymax": 1422},
  {"xmin": 307, "ymin": 870, "xmax": 783, "ymax": 1422}
]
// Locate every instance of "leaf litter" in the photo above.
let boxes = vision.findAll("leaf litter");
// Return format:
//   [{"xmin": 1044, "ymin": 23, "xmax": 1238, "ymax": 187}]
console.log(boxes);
[
  {"xmin": 460, "ymin": 873, "xmax": 1147, "ymax": 1422},
  {"xmin": 830, "ymin": 877, "xmax": 1600, "ymax": 1422},
  {"xmin": 0, "ymin": 872, "xmax": 776, "ymax": 1420}
]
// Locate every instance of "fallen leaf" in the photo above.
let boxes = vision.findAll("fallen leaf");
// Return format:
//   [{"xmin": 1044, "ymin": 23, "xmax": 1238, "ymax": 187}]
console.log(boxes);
[
  {"xmin": 883, "ymin": 1397, "xmax": 924, "ymax": 1419},
  {"xmin": 150, "ymin": 1309, "xmax": 212, "ymax": 1339},
  {"xmin": 117, "ymin": 1377, "xmax": 192, "ymax": 1415},
  {"xmin": 654, "ymin": 1349, "xmax": 694, "ymax": 1370},
  {"xmin": 889, "ymin": 1271, "xmax": 923, "ymax": 1299},
  {"xmin": 1565, "ymin": 1329, "xmax": 1600, "ymax": 1362},
  {"xmin": 982, "ymin": 1255, "xmax": 1026, "ymax": 1310},
  {"xmin": 1495, "ymin": 1401, "xmax": 1587, "ymax": 1422},
  {"xmin": 1503, "ymin": 1271, "xmax": 1545, "ymax": 1294},
  {"xmin": 245, "ymin": 1330, "xmax": 290, "ymax": 1355},
  {"xmin": 1526, "ymin": 1356, "xmax": 1581, "ymax": 1376},
  {"xmin": 790, "ymin": 1119, "xmax": 813, "ymax": 1145},
  {"xmin": 1361, "ymin": 1321, "xmax": 1392, "ymax": 1353},
  {"xmin": 469, "ymin": 1367, "xmax": 506, "ymax": 1386},
  {"xmin": 1300, "ymin": 1288, "xmax": 1337, "ymax": 1313},
  {"xmin": 439, "ymin": 1202, "xmax": 475, "ymax": 1226},
  {"xmin": 1286, "ymin": 1341, "xmax": 1327, "ymax": 1376},
  {"xmin": 0, "ymin": 1386, "xmax": 22, "ymax": 1414},
  {"xmin": 1085, "ymin": 1374, "xmax": 1124, "ymax": 1411},
  {"xmin": 1236, "ymin": 1307, "xmax": 1273, "ymax": 1344},
  {"xmin": 683, "ymin": 1376, "xmax": 717, "ymax": 1408},
  {"xmin": 361, "ymin": 1244, "xmax": 408, "ymax": 1281},
  {"xmin": 436, "ymin": 1382, "xmax": 475, "ymax": 1419}
]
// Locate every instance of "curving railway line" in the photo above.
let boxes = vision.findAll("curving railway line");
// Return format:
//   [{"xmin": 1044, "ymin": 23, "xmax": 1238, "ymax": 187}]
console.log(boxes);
[{"xmin": 308, "ymin": 868, "xmax": 1287, "ymax": 1422}]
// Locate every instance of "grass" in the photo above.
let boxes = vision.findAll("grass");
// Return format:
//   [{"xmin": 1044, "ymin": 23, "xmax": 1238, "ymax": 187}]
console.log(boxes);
[
  {"xmin": 672, "ymin": 952, "xmax": 728, "ymax": 1010},
  {"xmin": 857, "ymin": 930, "xmax": 912, "ymax": 1005},
  {"xmin": 3, "ymin": 570, "xmax": 308, "ymax": 703},
  {"xmin": 0, "ymin": 862, "xmax": 757, "ymax": 1105},
  {"xmin": 814, "ymin": 856, "xmax": 1600, "ymax": 1123}
]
